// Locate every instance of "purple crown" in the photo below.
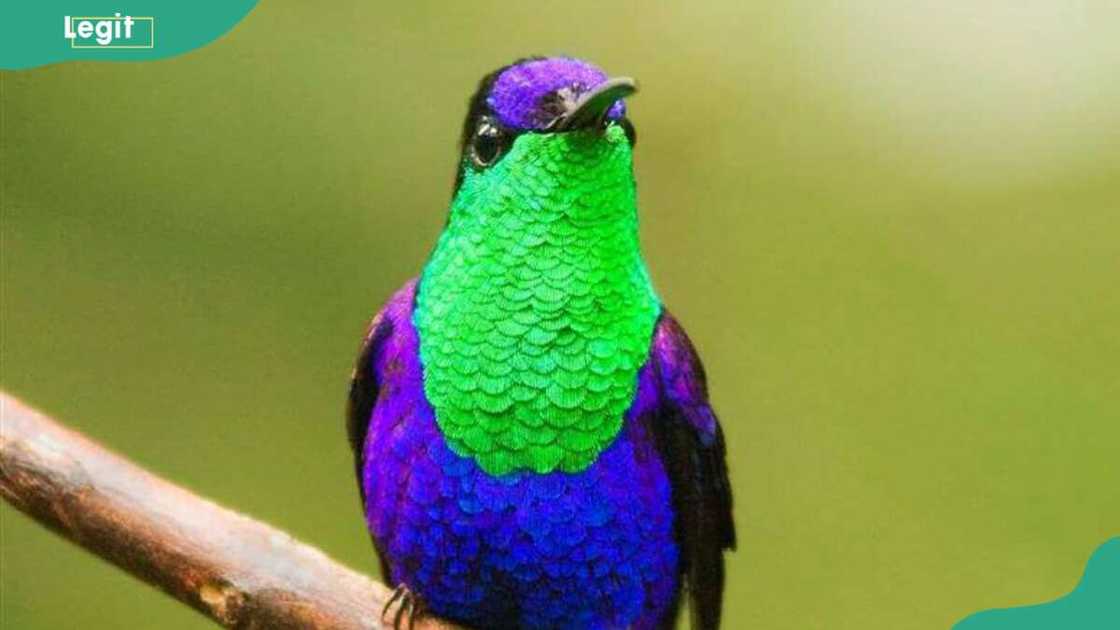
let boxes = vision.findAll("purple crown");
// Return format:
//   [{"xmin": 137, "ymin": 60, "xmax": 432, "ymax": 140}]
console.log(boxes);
[{"xmin": 487, "ymin": 57, "xmax": 627, "ymax": 131}]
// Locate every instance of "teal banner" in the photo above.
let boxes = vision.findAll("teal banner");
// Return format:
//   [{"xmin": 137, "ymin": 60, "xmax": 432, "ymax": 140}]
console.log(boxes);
[
  {"xmin": 955, "ymin": 538, "xmax": 1120, "ymax": 630},
  {"xmin": 0, "ymin": 1, "xmax": 258, "ymax": 70}
]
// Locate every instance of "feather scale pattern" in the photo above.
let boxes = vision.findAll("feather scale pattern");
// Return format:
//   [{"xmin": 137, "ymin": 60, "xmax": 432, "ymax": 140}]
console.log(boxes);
[
  {"xmin": 414, "ymin": 125, "xmax": 660, "ymax": 475},
  {"xmin": 362, "ymin": 282, "xmax": 679, "ymax": 629}
]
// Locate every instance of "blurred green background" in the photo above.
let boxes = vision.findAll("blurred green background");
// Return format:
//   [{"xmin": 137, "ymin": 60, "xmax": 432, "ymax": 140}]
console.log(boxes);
[{"xmin": 3, "ymin": 2, "xmax": 1119, "ymax": 628}]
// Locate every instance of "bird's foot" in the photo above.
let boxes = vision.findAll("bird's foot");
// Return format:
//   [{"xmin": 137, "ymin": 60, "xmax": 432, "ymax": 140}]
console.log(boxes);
[{"xmin": 382, "ymin": 584, "xmax": 427, "ymax": 630}]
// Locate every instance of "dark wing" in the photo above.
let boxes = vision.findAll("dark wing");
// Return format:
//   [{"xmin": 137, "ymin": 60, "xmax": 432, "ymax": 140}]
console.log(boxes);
[
  {"xmin": 346, "ymin": 280, "xmax": 416, "ymax": 504},
  {"xmin": 650, "ymin": 310, "xmax": 736, "ymax": 630},
  {"xmin": 347, "ymin": 281, "xmax": 418, "ymax": 582},
  {"xmin": 346, "ymin": 308, "xmax": 394, "ymax": 503}
]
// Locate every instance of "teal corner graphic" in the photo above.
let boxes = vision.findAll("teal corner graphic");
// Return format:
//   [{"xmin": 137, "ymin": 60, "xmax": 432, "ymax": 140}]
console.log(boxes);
[
  {"xmin": 1, "ymin": 1, "xmax": 258, "ymax": 70},
  {"xmin": 955, "ymin": 537, "xmax": 1120, "ymax": 630}
]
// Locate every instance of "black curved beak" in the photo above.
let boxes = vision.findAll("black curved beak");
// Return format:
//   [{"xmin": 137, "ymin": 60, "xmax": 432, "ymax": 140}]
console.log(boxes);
[{"xmin": 554, "ymin": 77, "xmax": 638, "ymax": 132}]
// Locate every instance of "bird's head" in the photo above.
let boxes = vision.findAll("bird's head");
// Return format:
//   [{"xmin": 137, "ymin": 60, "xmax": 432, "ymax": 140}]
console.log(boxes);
[{"xmin": 448, "ymin": 56, "xmax": 639, "ymax": 220}]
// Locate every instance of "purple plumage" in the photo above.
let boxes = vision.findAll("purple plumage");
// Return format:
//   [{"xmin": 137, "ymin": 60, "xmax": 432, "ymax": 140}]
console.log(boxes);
[
  {"xmin": 487, "ymin": 57, "xmax": 626, "ymax": 130},
  {"xmin": 347, "ymin": 57, "xmax": 734, "ymax": 630},
  {"xmin": 355, "ymin": 282, "xmax": 677, "ymax": 628},
  {"xmin": 349, "ymin": 285, "xmax": 733, "ymax": 629}
]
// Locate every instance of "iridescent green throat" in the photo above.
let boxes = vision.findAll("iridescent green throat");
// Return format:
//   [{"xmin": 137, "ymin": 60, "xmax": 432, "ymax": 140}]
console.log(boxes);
[{"xmin": 414, "ymin": 125, "xmax": 660, "ymax": 475}]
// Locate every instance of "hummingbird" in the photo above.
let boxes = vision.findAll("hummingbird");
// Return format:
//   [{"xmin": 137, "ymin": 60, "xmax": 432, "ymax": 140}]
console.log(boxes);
[{"xmin": 348, "ymin": 56, "xmax": 734, "ymax": 630}]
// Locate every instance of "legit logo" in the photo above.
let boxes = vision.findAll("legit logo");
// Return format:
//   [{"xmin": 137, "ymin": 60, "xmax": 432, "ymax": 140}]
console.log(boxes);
[{"xmin": 64, "ymin": 14, "xmax": 154, "ymax": 48}]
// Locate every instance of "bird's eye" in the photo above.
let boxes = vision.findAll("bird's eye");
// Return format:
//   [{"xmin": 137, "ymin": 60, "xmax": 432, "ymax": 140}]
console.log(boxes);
[{"xmin": 471, "ymin": 118, "xmax": 508, "ymax": 168}]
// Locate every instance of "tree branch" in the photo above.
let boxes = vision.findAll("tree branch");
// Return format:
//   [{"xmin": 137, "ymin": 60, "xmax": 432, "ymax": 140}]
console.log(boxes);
[{"xmin": 0, "ymin": 391, "xmax": 456, "ymax": 629}]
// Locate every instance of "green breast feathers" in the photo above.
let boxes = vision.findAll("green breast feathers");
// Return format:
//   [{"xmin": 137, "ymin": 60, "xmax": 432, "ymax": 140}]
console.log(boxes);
[{"xmin": 414, "ymin": 127, "xmax": 659, "ymax": 475}]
